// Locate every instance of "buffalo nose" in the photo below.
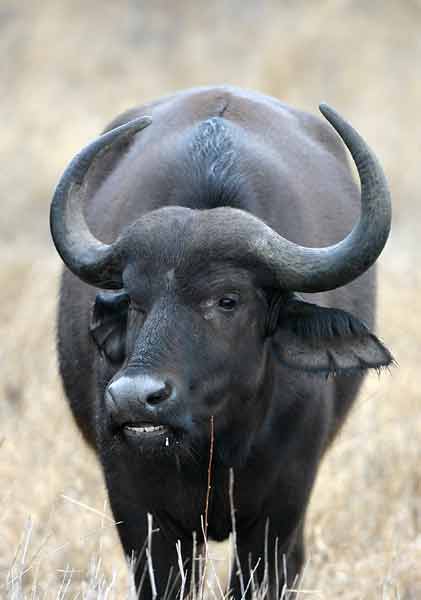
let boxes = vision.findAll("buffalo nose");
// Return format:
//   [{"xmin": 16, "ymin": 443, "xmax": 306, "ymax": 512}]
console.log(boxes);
[
  {"xmin": 146, "ymin": 381, "xmax": 173, "ymax": 405},
  {"xmin": 105, "ymin": 374, "xmax": 175, "ymax": 417}
]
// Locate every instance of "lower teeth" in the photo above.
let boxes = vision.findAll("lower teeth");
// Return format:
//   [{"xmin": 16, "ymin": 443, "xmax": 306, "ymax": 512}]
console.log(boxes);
[{"xmin": 126, "ymin": 425, "xmax": 164, "ymax": 433}]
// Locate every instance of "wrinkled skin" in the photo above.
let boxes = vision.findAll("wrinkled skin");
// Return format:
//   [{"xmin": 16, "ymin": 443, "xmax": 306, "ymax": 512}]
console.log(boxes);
[{"xmin": 56, "ymin": 86, "xmax": 392, "ymax": 598}]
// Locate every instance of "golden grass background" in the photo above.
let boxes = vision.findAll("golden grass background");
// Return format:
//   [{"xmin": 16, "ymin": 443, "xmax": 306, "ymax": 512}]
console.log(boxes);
[{"xmin": 1, "ymin": 1, "xmax": 420, "ymax": 597}]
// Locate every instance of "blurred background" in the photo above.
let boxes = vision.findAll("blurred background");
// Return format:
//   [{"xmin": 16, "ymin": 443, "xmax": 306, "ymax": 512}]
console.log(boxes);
[{"xmin": 1, "ymin": 1, "xmax": 420, "ymax": 597}]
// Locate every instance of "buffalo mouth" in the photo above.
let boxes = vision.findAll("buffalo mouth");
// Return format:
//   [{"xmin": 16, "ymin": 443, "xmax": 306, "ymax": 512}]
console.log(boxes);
[
  {"xmin": 123, "ymin": 423, "xmax": 168, "ymax": 435},
  {"xmin": 117, "ymin": 420, "xmax": 176, "ymax": 446}
]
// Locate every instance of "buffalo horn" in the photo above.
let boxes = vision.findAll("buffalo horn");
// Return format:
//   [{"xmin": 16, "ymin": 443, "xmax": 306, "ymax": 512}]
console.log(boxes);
[
  {"xmin": 50, "ymin": 117, "xmax": 152, "ymax": 288},
  {"xmin": 235, "ymin": 104, "xmax": 391, "ymax": 293}
]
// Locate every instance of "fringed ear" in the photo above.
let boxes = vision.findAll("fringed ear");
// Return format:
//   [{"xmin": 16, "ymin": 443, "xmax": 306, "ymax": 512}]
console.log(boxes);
[
  {"xmin": 272, "ymin": 296, "xmax": 394, "ymax": 376},
  {"xmin": 90, "ymin": 290, "xmax": 129, "ymax": 365}
]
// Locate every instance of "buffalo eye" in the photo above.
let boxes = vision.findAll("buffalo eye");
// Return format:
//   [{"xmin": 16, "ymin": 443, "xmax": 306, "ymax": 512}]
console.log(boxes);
[{"xmin": 218, "ymin": 295, "xmax": 239, "ymax": 311}]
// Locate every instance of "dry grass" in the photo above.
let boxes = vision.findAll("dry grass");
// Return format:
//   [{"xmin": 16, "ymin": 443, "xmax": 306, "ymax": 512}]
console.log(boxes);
[{"xmin": 1, "ymin": 1, "xmax": 420, "ymax": 598}]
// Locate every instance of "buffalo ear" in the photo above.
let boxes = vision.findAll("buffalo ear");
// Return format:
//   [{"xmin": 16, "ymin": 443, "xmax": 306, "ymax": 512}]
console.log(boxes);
[
  {"xmin": 272, "ymin": 296, "xmax": 394, "ymax": 376},
  {"xmin": 90, "ymin": 291, "xmax": 129, "ymax": 365}
]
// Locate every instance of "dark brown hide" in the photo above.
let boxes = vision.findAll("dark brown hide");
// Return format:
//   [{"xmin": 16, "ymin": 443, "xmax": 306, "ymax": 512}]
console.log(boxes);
[{"xmin": 53, "ymin": 86, "xmax": 392, "ymax": 599}]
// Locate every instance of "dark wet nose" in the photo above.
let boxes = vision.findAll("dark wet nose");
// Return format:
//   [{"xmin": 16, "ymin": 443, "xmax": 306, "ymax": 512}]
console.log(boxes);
[{"xmin": 105, "ymin": 375, "xmax": 175, "ymax": 423}]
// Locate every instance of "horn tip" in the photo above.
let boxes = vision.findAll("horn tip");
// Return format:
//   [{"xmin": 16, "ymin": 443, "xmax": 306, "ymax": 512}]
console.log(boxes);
[
  {"xmin": 112, "ymin": 115, "xmax": 153, "ymax": 138},
  {"xmin": 132, "ymin": 115, "xmax": 152, "ymax": 128},
  {"xmin": 318, "ymin": 102, "xmax": 335, "ymax": 119}
]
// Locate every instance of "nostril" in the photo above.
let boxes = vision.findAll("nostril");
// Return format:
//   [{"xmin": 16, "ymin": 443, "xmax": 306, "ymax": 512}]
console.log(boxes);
[
  {"xmin": 146, "ymin": 381, "xmax": 173, "ymax": 406},
  {"xmin": 104, "ymin": 385, "xmax": 121, "ymax": 428},
  {"xmin": 105, "ymin": 385, "xmax": 117, "ymax": 411}
]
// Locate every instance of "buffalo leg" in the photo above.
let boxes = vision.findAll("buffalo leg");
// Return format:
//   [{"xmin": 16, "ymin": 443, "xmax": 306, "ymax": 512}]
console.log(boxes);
[
  {"xmin": 229, "ymin": 518, "xmax": 305, "ymax": 600},
  {"xmin": 107, "ymin": 491, "xmax": 194, "ymax": 599}
]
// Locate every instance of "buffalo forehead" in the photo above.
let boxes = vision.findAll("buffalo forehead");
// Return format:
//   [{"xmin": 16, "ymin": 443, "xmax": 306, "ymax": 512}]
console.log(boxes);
[
  {"xmin": 121, "ymin": 218, "xmax": 261, "ymax": 299},
  {"xmin": 121, "ymin": 206, "xmax": 283, "ymax": 299}
]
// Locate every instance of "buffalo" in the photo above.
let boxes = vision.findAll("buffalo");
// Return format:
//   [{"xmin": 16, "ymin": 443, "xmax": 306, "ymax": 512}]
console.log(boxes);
[{"xmin": 50, "ymin": 86, "xmax": 392, "ymax": 599}]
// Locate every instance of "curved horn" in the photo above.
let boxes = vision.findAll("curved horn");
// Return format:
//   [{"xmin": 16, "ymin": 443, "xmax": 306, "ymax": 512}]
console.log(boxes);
[
  {"xmin": 50, "ymin": 117, "xmax": 152, "ymax": 289},
  {"xmin": 242, "ymin": 104, "xmax": 391, "ymax": 293}
]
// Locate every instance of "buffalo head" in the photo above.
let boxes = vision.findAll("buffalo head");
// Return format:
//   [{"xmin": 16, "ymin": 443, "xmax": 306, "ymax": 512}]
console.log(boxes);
[{"xmin": 50, "ymin": 105, "xmax": 392, "ymax": 466}]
